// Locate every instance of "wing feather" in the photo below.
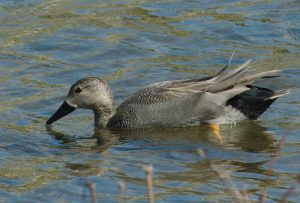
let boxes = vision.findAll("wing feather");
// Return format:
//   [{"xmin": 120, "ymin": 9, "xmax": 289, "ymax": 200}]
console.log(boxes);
[{"xmin": 120, "ymin": 59, "xmax": 280, "ymax": 106}]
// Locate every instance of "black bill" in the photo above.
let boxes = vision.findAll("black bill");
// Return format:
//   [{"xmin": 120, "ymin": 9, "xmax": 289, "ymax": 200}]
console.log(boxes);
[{"xmin": 46, "ymin": 101, "xmax": 76, "ymax": 125}]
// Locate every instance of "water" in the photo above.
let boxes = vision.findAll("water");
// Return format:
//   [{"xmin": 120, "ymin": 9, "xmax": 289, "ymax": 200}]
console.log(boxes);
[{"xmin": 1, "ymin": 0, "xmax": 300, "ymax": 202}]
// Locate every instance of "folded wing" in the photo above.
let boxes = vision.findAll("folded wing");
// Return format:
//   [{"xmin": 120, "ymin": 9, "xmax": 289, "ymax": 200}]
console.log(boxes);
[{"xmin": 111, "ymin": 60, "xmax": 281, "ymax": 128}]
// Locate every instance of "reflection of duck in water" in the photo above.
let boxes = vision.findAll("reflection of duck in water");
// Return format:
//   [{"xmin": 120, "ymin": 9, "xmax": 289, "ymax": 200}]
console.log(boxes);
[
  {"xmin": 46, "ymin": 58, "xmax": 289, "ymax": 129},
  {"xmin": 46, "ymin": 125, "xmax": 118, "ymax": 151},
  {"xmin": 47, "ymin": 120, "xmax": 276, "ymax": 154}
]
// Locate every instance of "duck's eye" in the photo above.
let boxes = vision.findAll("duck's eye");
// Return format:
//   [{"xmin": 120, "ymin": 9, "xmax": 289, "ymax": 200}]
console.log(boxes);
[{"xmin": 75, "ymin": 87, "xmax": 82, "ymax": 93}]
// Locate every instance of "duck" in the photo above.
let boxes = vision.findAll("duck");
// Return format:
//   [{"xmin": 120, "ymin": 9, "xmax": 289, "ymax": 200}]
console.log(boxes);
[{"xmin": 46, "ymin": 58, "xmax": 289, "ymax": 129}]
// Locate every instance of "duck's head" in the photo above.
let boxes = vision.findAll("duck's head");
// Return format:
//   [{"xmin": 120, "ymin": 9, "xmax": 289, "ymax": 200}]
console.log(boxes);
[{"xmin": 46, "ymin": 77, "xmax": 114, "ymax": 126}]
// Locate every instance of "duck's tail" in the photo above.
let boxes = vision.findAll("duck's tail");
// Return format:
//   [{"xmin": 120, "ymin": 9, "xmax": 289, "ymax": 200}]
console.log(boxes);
[
  {"xmin": 265, "ymin": 88, "xmax": 290, "ymax": 100},
  {"xmin": 226, "ymin": 86, "xmax": 290, "ymax": 119}
]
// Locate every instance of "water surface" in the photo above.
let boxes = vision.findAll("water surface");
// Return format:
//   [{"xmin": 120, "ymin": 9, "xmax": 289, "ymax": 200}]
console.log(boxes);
[{"xmin": 1, "ymin": 0, "xmax": 300, "ymax": 202}]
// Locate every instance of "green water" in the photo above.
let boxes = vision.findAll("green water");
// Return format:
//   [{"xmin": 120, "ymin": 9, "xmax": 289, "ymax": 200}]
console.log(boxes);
[{"xmin": 1, "ymin": 0, "xmax": 300, "ymax": 202}]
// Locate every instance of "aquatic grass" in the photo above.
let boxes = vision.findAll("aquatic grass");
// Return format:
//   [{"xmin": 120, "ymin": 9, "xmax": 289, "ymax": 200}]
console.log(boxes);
[
  {"xmin": 259, "ymin": 132, "xmax": 288, "ymax": 203},
  {"xmin": 89, "ymin": 134, "xmax": 299, "ymax": 203},
  {"xmin": 85, "ymin": 164, "xmax": 156, "ymax": 203},
  {"xmin": 86, "ymin": 180, "xmax": 97, "ymax": 203},
  {"xmin": 197, "ymin": 133, "xmax": 300, "ymax": 203},
  {"xmin": 198, "ymin": 148, "xmax": 249, "ymax": 203},
  {"xmin": 118, "ymin": 181, "xmax": 125, "ymax": 203},
  {"xmin": 278, "ymin": 174, "xmax": 300, "ymax": 203},
  {"xmin": 143, "ymin": 165, "xmax": 155, "ymax": 203}
]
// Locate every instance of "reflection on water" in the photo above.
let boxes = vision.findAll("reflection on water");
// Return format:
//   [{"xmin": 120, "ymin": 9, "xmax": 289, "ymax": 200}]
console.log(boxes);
[
  {"xmin": 48, "ymin": 121, "xmax": 276, "ymax": 153},
  {"xmin": 1, "ymin": 0, "xmax": 300, "ymax": 202},
  {"xmin": 42, "ymin": 122, "xmax": 279, "ymax": 202}
]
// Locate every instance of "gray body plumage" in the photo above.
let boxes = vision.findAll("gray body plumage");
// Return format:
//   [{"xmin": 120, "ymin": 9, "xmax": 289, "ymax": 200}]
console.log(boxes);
[
  {"xmin": 46, "ymin": 59, "xmax": 289, "ymax": 129},
  {"xmin": 107, "ymin": 91, "xmax": 225, "ymax": 128}
]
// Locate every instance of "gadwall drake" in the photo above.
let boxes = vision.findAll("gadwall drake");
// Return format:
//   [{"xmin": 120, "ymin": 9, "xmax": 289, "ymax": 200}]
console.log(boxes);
[{"xmin": 46, "ymin": 59, "xmax": 289, "ymax": 129}]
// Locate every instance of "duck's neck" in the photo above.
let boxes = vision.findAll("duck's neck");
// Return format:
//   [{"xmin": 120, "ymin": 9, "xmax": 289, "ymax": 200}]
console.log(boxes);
[{"xmin": 93, "ymin": 105, "xmax": 115, "ymax": 128}]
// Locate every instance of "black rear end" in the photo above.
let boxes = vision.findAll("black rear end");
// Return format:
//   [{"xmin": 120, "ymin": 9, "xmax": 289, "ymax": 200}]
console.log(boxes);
[{"xmin": 226, "ymin": 85, "xmax": 277, "ymax": 119}]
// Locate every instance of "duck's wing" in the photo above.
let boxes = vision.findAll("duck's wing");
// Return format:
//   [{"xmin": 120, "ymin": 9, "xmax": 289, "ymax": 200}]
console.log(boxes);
[
  {"xmin": 112, "ymin": 60, "xmax": 281, "ymax": 128},
  {"xmin": 121, "ymin": 60, "xmax": 280, "ymax": 106}
]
